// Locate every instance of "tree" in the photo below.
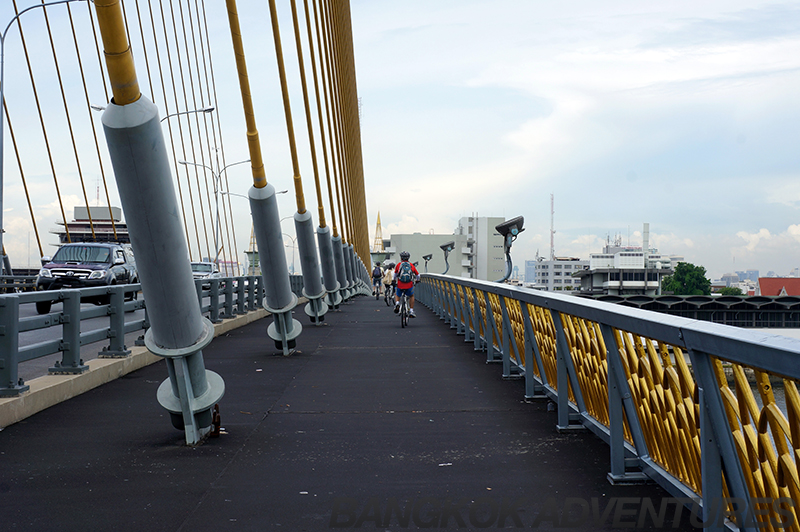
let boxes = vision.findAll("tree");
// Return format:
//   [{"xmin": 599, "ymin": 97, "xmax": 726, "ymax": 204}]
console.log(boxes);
[
  {"xmin": 661, "ymin": 262, "xmax": 711, "ymax": 295},
  {"xmin": 720, "ymin": 286, "xmax": 743, "ymax": 296}
]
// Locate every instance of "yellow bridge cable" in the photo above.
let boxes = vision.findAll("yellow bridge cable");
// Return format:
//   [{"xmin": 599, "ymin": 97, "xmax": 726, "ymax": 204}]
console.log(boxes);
[
  {"xmin": 146, "ymin": 0, "xmax": 194, "ymax": 258},
  {"xmin": 225, "ymin": 0, "xmax": 268, "ymax": 190},
  {"xmin": 317, "ymin": 0, "xmax": 347, "ymax": 243},
  {"xmin": 66, "ymin": 2, "xmax": 118, "ymax": 241},
  {"xmin": 290, "ymin": 0, "xmax": 326, "ymax": 229},
  {"xmin": 168, "ymin": 0, "xmax": 212, "ymax": 262},
  {"xmin": 188, "ymin": 2, "xmax": 235, "ymax": 270},
  {"xmin": 158, "ymin": 0, "xmax": 204, "ymax": 258},
  {"xmin": 41, "ymin": 2, "xmax": 96, "ymax": 241},
  {"xmin": 191, "ymin": 0, "xmax": 236, "ymax": 274},
  {"xmin": 267, "ymin": 0, "xmax": 307, "ymax": 215},
  {"xmin": 12, "ymin": 0, "xmax": 71, "ymax": 244},
  {"xmin": 198, "ymin": 0, "xmax": 240, "ymax": 275},
  {"xmin": 311, "ymin": 0, "xmax": 340, "ymax": 238},
  {"xmin": 3, "ymin": 102, "xmax": 43, "ymax": 257},
  {"xmin": 302, "ymin": 0, "xmax": 335, "ymax": 233},
  {"xmin": 176, "ymin": 0, "xmax": 223, "ymax": 266}
]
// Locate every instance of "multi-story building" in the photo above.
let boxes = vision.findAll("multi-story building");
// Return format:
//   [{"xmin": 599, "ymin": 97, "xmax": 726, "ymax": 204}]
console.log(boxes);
[
  {"xmin": 524, "ymin": 260, "xmax": 537, "ymax": 283},
  {"xmin": 383, "ymin": 216, "xmax": 505, "ymax": 281},
  {"xmin": 531, "ymin": 256, "xmax": 589, "ymax": 292},
  {"xmin": 574, "ymin": 223, "xmax": 674, "ymax": 296},
  {"xmin": 735, "ymin": 269, "xmax": 760, "ymax": 283}
]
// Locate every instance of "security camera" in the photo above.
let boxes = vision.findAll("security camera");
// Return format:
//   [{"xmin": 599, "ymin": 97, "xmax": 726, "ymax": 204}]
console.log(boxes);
[
  {"xmin": 440, "ymin": 241, "xmax": 455, "ymax": 252},
  {"xmin": 495, "ymin": 216, "xmax": 525, "ymax": 238},
  {"xmin": 422, "ymin": 254, "xmax": 433, "ymax": 261}
]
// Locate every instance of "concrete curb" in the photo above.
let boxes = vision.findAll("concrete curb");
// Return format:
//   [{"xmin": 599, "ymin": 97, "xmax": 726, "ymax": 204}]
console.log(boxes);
[{"xmin": 0, "ymin": 307, "xmax": 273, "ymax": 429}]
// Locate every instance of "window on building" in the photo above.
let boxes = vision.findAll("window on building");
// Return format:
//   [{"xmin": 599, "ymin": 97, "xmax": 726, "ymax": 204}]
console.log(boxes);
[
  {"xmin": 609, "ymin": 272, "xmax": 620, "ymax": 281},
  {"xmin": 555, "ymin": 272, "xmax": 562, "ymax": 276},
  {"xmin": 554, "ymin": 265, "xmax": 562, "ymax": 269},
  {"xmin": 564, "ymin": 265, "xmax": 572, "ymax": 269},
  {"xmin": 541, "ymin": 265, "xmax": 548, "ymax": 269},
  {"xmin": 553, "ymin": 279, "xmax": 561, "ymax": 283}
]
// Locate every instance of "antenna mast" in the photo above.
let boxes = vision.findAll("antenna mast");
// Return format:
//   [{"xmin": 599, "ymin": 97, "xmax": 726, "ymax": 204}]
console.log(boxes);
[{"xmin": 550, "ymin": 193, "xmax": 555, "ymax": 261}]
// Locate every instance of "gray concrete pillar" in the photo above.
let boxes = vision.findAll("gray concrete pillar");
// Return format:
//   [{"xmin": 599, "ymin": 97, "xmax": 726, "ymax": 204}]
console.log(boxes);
[
  {"xmin": 101, "ymin": 96, "xmax": 223, "ymax": 446},
  {"xmin": 317, "ymin": 225, "xmax": 341, "ymax": 308},
  {"xmin": 249, "ymin": 184, "xmax": 302, "ymax": 354},
  {"xmin": 294, "ymin": 210, "xmax": 328, "ymax": 323}
]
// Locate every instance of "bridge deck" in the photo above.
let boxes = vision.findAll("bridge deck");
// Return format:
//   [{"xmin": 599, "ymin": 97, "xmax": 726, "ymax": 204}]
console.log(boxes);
[{"xmin": 0, "ymin": 297, "xmax": 698, "ymax": 531}]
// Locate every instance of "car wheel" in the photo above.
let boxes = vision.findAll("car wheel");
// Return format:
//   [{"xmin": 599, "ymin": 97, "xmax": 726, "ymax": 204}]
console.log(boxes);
[{"xmin": 36, "ymin": 300, "xmax": 52, "ymax": 314}]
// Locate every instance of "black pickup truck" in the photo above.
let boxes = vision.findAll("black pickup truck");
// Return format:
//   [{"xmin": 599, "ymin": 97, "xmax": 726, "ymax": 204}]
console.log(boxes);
[{"xmin": 35, "ymin": 243, "xmax": 138, "ymax": 314}]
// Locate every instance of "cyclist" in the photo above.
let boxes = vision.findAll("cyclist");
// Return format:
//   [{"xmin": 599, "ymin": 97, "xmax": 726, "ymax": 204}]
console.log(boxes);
[
  {"xmin": 394, "ymin": 251, "xmax": 420, "ymax": 318},
  {"xmin": 372, "ymin": 262, "xmax": 383, "ymax": 296},
  {"xmin": 382, "ymin": 264, "xmax": 394, "ymax": 299}
]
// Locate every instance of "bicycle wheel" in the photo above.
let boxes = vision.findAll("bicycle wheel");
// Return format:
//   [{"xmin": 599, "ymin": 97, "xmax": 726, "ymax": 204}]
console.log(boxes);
[{"xmin": 400, "ymin": 298, "xmax": 407, "ymax": 328}]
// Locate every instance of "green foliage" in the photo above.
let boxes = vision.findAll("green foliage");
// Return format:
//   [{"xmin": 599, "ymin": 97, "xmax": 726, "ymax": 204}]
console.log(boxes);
[
  {"xmin": 719, "ymin": 286, "xmax": 743, "ymax": 296},
  {"xmin": 661, "ymin": 262, "xmax": 711, "ymax": 295}
]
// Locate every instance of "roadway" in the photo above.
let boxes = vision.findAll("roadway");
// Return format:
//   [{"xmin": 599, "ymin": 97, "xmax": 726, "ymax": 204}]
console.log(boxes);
[{"xmin": 0, "ymin": 296, "xmax": 700, "ymax": 531}]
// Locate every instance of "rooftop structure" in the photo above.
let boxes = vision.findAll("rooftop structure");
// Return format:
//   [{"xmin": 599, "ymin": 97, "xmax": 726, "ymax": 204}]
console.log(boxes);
[
  {"xmin": 51, "ymin": 206, "xmax": 129, "ymax": 246},
  {"xmin": 574, "ymin": 223, "xmax": 674, "ymax": 296}
]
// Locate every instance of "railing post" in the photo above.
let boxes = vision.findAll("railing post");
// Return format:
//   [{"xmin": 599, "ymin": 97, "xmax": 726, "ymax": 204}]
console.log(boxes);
[
  {"xmin": 689, "ymin": 348, "xmax": 754, "ymax": 532},
  {"xmin": 520, "ymin": 302, "xmax": 547, "ymax": 400},
  {"xmin": 0, "ymin": 295, "xmax": 29, "ymax": 397},
  {"xmin": 483, "ymin": 296, "xmax": 502, "ymax": 363},
  {"xmin": 452, "ymin": 284, "xmax": 465, "ymax": 334},
  {"xmin": 236, "ymin": 276, "xmax": 247, "ymax": 315},
  {"xmin": 462, "ymin": 287, "xmax": 474, "ymax": 343},
  {"xmin": 699, "ymin": 387, "xmax": 724, "ymax": 532},
  {"xmin": 223, "ymin": 277, "xmax": 234, "ymax": 319},
  {"xmin": 499, "ymin": 297, "xmax": 521, "ymax": 379},
  {"xmin": 599, "ymin": 324, "xmax": 649, "ymax": 483},
  {"xmin": 550, "ymin": 310, "xmax": 585, "ymax": 431},
  {"xmin": 247, "ymin": 275, "xmax": 256, "ymax": 311},
  {"xmin": 50, "ymin": 289, "xmax": 88, "ymax": 374},
  {"xmin": 135, "ymin": 291, "xmax": 149, "ymax": 346},
  {"xmin": 99, "ymin": 285, "xmax": 130, "ymax": 358},
  {"xmin": 209, "ymin": 279, "xmax": 221, "ymax": 323},
  {"xmin": 470, "ymin": 287, "xmax": 484, "ymax": 351}
]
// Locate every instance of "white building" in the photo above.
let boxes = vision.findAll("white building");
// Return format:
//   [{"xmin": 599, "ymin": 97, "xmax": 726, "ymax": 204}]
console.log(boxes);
[
  {"xmin": 382, "ymin": 216, "xmax": 506, "ymax": 281},
  {"xmin": 531, "ymin": 257, "xmax": 589, "ymax": 292},
  {"xmin": 574, "ymin": 224, "xmax": 674, "ymax": 296}
]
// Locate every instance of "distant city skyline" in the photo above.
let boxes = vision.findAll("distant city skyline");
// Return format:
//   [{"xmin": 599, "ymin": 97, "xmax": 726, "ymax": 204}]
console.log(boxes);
[{"xmin": 1, "ymin": 2, "xmax": 798, "ymax": 281}]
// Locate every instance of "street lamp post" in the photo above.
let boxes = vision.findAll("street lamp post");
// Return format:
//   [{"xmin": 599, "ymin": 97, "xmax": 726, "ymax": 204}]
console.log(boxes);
[
  {"xmin": 160, "ymin": 106, "xmax": 214, "ymax": 122},
  {"xmin": 282, "ymin": 232, "xmax": 296, "ymax": 274},
  {"xmin": 0, "ymin": 0, "xmax": 90, "ymax": 275},
  {"xmin": 179, "ymin": 158, "xmax": 250, "ymax": 265}
]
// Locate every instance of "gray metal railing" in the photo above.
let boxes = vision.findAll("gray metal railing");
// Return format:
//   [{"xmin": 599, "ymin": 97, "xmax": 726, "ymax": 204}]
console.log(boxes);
[
  {"xmin": 418, "ymin": 274, "xmax": 800, "ymax": 532},
  {"xmin": 0, "ymin": 275, "xmax": 276, "ymax": 397}
]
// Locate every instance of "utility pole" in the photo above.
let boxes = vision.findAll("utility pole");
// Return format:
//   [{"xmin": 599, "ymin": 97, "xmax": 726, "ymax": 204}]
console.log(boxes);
[{"xmin": 550, "ymin": 193, "xmax": 555, "ymax": 261}]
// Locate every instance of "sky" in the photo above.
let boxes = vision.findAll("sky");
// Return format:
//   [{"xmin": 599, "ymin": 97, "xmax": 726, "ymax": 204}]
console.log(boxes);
[{"xmin": 1, "ymin": 1, "xmax": 799, "ymax": 280}]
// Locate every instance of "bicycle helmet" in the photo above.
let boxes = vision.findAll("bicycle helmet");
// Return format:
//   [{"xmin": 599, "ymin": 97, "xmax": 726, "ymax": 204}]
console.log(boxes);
[{"xmin": 400, "ymin": 251, "xmax": 410, "ymax": 261}]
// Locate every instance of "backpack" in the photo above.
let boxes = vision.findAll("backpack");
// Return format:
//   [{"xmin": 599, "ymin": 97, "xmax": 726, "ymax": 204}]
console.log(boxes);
[
  {"xmin": 398, "ymin": 261, "xmax": 413, "ymax": 283},
  {"xmin": 373, "ymin": 266, "xmax": 382, "ymax": 278}
]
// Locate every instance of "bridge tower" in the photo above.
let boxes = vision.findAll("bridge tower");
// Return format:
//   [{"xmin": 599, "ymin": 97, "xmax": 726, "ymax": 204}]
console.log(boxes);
[{"xmin": 373, "ymin": 212, "xmax": 384, "ymax": 252}]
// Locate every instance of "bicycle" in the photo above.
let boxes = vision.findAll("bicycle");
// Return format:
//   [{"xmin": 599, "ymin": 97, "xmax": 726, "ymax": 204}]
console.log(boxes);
[
  {"xmin": 398, "ymin": 290, "xmax": 410, "ymax": 328},
  {"xmin": 383, "ymin": 283, "xmax": 394, "ymax": 306}
]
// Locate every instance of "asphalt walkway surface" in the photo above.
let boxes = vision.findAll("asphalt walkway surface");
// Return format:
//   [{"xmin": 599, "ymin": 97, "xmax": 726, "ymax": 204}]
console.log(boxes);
[{"xmin": 0, "ymin": 296, "xmax": 699, "ymax": 531}]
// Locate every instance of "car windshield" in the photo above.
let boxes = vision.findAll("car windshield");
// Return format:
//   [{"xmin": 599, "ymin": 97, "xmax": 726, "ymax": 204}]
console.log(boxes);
[
  {"xmin": 191, "ymin": 263, "xmax": 213, "ymax": 273},
  {"xmin": 52, "ymin": 245, "xmax": 110, "ymax": 264}
]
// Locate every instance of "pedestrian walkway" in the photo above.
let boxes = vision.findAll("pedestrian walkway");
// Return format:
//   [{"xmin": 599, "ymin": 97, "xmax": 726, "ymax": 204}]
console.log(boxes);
[{"xmin": 0, "ymin": 297, "xmax": 699, "ymax": 531}]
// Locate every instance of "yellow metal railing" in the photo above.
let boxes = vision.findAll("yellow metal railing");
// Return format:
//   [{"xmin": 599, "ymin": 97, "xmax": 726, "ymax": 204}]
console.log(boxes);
[{"xmin": 420, "ymin": 274, "xmax": 800, "ymax": 531}]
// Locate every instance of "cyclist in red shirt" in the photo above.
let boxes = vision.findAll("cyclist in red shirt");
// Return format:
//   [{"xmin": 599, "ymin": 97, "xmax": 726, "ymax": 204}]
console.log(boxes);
[{"xmin": 394, "ymin": 251, "xmax": 420, "ymax": 317}]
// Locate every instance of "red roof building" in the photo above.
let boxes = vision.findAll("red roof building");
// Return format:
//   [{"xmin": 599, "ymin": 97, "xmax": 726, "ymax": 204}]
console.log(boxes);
[{"xmin": 757, "ymin": 277, "xmax": 800, "ymax": 296}]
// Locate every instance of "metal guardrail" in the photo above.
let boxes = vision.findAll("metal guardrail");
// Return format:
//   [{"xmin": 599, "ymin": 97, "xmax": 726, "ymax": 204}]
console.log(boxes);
[
  {"xmin": 0, "ymin": 275, "xmax": 272, "ymax": 398},
  {"xmin": 417, "ymin": 274, "xmax": 800, "ymax": 532},
  {"xmin": 0, "ymin": 275, "xmax": 37, "ymax": 293}
]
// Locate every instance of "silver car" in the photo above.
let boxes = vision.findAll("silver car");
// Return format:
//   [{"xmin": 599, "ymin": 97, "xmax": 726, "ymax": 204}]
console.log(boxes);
[{"xmin": 190, "ymin": 261, "xmax": 221, "ymax": 289}]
